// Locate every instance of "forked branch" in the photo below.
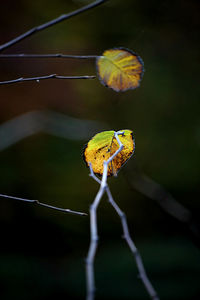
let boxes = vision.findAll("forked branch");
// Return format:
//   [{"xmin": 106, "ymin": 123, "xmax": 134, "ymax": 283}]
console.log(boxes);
[
  {"xmin": 86, "ymin": 131, "xmax": 159, "ymax": 300},
  {"xmin": 0, "ymin": 193, "xmax": 87, "ymax": 216}
]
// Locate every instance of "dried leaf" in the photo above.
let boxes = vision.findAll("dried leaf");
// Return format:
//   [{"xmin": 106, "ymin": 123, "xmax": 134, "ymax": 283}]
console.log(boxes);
[
  {"xmin": 83, "ymin": 130, "xmax": 135, "ymax": 176},
  {"xmin": 96, "ymin": 48, "xmax": 144, "ymax": 92}
]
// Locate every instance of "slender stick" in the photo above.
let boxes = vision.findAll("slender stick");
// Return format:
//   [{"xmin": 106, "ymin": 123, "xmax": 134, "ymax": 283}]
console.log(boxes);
[
  {"xmin": 0, "ymin": 74, "xmax": 95, "ymax": 85},
  {"xmin": 0, "ymin": 54, "xmax": 97, "ymax": 59},
  {"xmin": 0, "ymin": 193, "xmax": 87, "ymax": 216},
  {"xmin": 105, "ymin": 186, "xmax": 159, "ymax": 300},
  {"xmin": 86, "ymin": 183, "xmax": 105, "ymax": 300},
  {"xmin": 87, "ymin": 131, "xmax": 159, "ymax": 300},
  {"xmin": 0, "ymin": 0, "xmax": 108, "ymax": 52}
]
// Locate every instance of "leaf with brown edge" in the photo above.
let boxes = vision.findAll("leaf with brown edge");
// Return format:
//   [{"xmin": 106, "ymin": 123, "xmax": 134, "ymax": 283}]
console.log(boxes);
[
  {"xmin": 83, "ymin": 130, "xmax": 135, "ymax": 177},
  {"xmin": 96, "ymin": 47, "xmax": 144, "ymax": 92}
]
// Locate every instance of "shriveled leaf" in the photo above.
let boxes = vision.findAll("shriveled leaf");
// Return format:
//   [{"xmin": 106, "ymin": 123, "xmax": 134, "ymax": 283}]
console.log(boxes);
[
  {"xmin": 96, "ymin": 48, "xmax": 144, "ymax": 92},
  {"xmin": 83, "ymin": 130, "xmax": 135, "ymax": 176}
]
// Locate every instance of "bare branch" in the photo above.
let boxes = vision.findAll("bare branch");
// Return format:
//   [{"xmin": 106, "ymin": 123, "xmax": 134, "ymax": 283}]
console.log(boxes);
[
  {"xmin": 105, "ymin": 186, "xmax": 159, "ymax": 300},
  {"xmin": 0, "ymin": 74, "xmax": 95, "ymax": 85},
  {"xmin": 0, "ymin": 53, "xmax": 97, "ymax": 59},
  {"xmin": 0, "ymin": 193, "xmax": 87, "ymax": 216},
  {"xmin": 89, "ymin": 163, "xmax": 101, "ymax": 184},
  {"xmin": 86, "ymin": 180, "xmax": 105, "ymax": 300},
  {"xmin": 0, "ymin": 0, "xmax": 108, "ymax": 52},
  {"xmin": 86, "ymin": 131, "xmax": 159, "ymax": 300}
]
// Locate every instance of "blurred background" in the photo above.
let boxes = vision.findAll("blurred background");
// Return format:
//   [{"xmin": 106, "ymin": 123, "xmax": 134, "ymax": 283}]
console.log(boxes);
[{"xmin": 0, "ymin": 0, "xmax": 200, "ymax": 299}]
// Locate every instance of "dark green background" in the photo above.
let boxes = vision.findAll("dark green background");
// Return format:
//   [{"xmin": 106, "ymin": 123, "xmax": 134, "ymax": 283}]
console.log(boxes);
[{"xmin": 0, "ymin": 0, "xmax": 199, "ymax": 299}]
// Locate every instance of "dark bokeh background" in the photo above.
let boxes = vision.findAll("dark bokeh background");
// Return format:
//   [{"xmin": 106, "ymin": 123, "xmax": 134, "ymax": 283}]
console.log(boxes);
[{"xmin": 0, "ymin": 0, "xmax": 200, "ymax": 299}]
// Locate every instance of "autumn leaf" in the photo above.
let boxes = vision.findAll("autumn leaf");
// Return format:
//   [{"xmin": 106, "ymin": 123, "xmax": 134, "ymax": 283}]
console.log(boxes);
[
  {"xmin": 96, "ymin": 47, "xmax": 144, "ymax": 92},
  {"xmin": 83, "ymin": 130, "xmax": 135, "ymax": 176}
]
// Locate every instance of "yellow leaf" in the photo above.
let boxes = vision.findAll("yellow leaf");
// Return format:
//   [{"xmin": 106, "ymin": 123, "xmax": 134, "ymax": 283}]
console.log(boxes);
[
  {"xmin": 96, "ymin": 48, "xmax": 144, "ymax": 92},
  {"xmin": 83, "ymin": 130, "xmax": 135, "ymax": 176}
]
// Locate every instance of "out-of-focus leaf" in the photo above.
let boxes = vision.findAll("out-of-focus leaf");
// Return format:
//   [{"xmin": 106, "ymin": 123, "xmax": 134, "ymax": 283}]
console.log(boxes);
[
  {"xmin": 96, "ymin": 48, "xmax": 144, "ymax": 92},
  {"xmin": 83, "ymin": 130, "xmax": 134, "ymax": 176}
]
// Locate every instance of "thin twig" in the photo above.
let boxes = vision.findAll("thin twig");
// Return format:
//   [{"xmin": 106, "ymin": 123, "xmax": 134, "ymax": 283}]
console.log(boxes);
[
  {"xmin": 105, "ymin": 186, "xmax": 159, "ymax": 300},
  {"xmin": 0, "ymin": 74, "xmax": 95, "ymax": 85},
  {"xmin": 0, "ymin": 54, "xmax": 97, "ymax": 59},
  {"xmin": 86, "ymin": 179, "xmax": 105, "ymax": 300},
  {"xmin": 0, "ymin": 0, "xmax": 108, "ymax": 52},
  {"xmin": 0, "ymin": 193, "xmax": 87, "ymax": 216},
  {"xmin": 86, "ymin": 131, "xmax": 159, "ymax": 300}
]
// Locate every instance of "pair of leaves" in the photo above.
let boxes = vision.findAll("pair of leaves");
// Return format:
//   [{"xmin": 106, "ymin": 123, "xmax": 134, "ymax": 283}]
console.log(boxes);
[{"xmin": 84, "ymin": 48, "xmax": 143, "ymax": 176}]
